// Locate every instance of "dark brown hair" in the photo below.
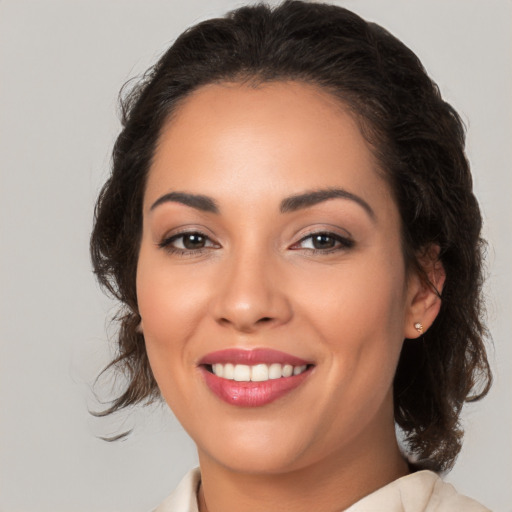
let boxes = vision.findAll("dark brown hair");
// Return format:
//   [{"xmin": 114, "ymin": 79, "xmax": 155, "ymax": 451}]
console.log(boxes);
[{"xmin": 90, "ymin": 0, "xmax": 491, "ymax": 471}]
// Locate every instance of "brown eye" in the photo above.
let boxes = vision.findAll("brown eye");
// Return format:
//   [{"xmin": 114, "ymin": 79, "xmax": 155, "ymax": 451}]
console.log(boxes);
[
  {"xmin": 311, "ymin": 234, "xmax": 336, "ymax": 249},
  {"xmin": 182, "ymin": 233, "xmax": 207, "ymax": 249},
  {"xmin": 292, "ymin": 231, "xmax": 354, "ymax": 252},
  {"xmin": 158, "ymin": 231, "xmax": 218, "ymax": 253}
]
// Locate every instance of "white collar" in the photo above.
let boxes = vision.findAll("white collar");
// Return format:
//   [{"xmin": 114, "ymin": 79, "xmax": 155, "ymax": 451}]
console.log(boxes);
[{"xmin": 154, "ymin": 467, "xmax": 489, "ymax": 512}]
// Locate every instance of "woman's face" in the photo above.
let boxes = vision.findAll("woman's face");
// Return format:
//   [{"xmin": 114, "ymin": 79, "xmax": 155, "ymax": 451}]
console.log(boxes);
[{"xmin": 137, "ymin": 82, "xmax": 419, "ymax": 474}]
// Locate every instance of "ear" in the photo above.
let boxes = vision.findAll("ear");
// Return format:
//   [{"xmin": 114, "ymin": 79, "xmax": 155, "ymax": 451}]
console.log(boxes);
[{"xmin": 403, "ymin": 245, "xmax": 446, "ymax": 339}]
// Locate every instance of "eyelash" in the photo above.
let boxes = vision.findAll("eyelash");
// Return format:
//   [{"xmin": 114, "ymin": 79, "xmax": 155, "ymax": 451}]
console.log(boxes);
[
  {"xmin": 158, "ymin": 230, "xmax": 354, "ymax": 257},
  {"xmin": 158, "ymin": 231, "xmax": 219, "ymax": 256},
  {"xmin": 291, "ymin": 231, "xmax": 354, "ymax": 254}
]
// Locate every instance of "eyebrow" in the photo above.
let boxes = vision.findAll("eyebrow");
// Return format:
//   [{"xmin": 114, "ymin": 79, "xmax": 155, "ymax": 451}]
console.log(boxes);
[
  {"xmin": 280, "ymin": 188, "xmax": 375, "ymax": 220},
  {"xmin": 150, "ymin": 192, "xmax": 219, "ymax": 213},
  {"xmin": 149, "ymin": 187, "xmax": 375, "ymax": 220}
]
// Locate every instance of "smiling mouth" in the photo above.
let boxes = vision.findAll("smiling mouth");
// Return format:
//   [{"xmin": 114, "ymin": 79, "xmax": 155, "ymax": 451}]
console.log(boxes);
[
  {"xmin": 205, "ymin": 363, "xmax": 310, "ymax": 382},
  {"xmin": 198, "ymin": 348, "xmax": 314, "ymax": 406}
]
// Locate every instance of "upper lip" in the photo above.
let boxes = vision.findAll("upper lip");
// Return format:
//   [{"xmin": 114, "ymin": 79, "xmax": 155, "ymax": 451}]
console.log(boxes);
[{"xmin": 198, "ymin": 348, "xmax": 312, "ymax": 366}]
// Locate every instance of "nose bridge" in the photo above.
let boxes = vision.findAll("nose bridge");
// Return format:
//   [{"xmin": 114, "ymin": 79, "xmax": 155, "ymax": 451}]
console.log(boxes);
[{"xmin": 213, "ymin": 241, "xmax": 291, "ymax": 331}]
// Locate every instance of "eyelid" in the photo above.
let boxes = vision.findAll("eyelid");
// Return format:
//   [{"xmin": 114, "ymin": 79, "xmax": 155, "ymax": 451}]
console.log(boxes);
[
  {"xmin": 157, "ymin": 223, "xmax": 217, "ymax": 244},
  {"xmin": 157, "ymin": 228, "xmax": 221, "ymax": 254},
  {"xmin": 289, "ymin": 229, "xmax": 354, "ymax": 252},
  {"xmin": 156, "ymin": 225, "xmax": 353, "ymax": 255}
]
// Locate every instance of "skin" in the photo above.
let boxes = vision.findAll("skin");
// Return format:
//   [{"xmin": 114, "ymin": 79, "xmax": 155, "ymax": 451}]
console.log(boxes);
[{"xmin": 137, "ymin": 81, "xmax": 444, "ymax": 512}]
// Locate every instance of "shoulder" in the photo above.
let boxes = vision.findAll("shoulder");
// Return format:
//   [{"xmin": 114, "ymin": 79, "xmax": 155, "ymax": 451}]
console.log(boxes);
[
  {"xmin": 152, "ymin": 468, "xmax": 200, "ymax": 512},
  {"xmin": 345, "ymin": 470, "xmax": 490, "ymax": 512},
  {"xmin": 152, "ymin": 468, "xmax": 490, "ymax": 512}
]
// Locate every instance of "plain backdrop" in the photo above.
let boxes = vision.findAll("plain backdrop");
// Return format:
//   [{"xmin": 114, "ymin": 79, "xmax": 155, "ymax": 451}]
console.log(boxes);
[{"xmin": 1, "ymin": 1, "xmax": 510, "ymax": 511}]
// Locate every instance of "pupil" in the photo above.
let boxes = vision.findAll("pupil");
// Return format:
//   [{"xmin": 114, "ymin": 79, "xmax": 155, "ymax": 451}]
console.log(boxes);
[
  {"xmin": 183, "ymin": 234, "xmax": 205, "ymax": 249},
  {"xmin": 313, "ymin": 234, "xmax": 335, "ymax": 249}
]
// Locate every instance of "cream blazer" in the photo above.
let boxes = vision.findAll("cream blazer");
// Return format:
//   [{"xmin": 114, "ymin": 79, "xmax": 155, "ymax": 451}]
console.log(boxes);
[{"xmin": 154, "ymin": 467, "xmax": 490, "ymax": 511}]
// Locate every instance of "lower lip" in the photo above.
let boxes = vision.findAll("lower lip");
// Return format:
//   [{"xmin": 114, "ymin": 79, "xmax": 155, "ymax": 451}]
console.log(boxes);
[{"xmin": 200, "ymin": 367, "xmax": 312, "ymax": 407}]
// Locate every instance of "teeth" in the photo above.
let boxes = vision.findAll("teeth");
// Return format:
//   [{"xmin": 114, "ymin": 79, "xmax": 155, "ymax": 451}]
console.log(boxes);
[
  {"xmin": 212, "ymin": 363, "xmax": 223, "ymax": 378},
  {"xmin": 233, "ymin": 364, "xmax": 251, "ymax": 382},
  {"xmin": 251, "ymin": 364, "xmax": 269, "ymax": 382},
  {"xmin": 282, "ymin": 364, "xmax": 293, "ymax": 377},
  {"xmin": 210, "ymin": 363, "xmax": 308, "ymax": 381},
  {"xmin": 268, "ymin": 363, "xmax": 282, "ymax": 379},
  {"xmin": 223, "ymin": 363, "xmax": 234, "ymax": 380},
  {"xmin": 293, "ymin": 365, "xmax": 307, "ymax": 376}
]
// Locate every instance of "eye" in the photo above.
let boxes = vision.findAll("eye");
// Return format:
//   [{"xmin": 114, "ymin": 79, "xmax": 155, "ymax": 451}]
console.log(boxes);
[
  {"xmin": 291, "ymin": 232, "xmax": 354, "ymax": 252},
  {"xmin": 158, "ymin": 231, "xmax": 219, "ymax": 254}
]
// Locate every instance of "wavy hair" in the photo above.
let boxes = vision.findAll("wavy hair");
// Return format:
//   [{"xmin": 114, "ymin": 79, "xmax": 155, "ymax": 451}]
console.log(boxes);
[{"xmin": 90, "ymin": 0, "xmax": 491, "ymax": 471}]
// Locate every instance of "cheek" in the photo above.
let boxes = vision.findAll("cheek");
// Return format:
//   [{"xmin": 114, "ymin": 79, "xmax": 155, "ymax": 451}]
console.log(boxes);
[
  {"xmin": 299, "ymin": 254, "xmax": 407, "ymax": 375},
  {"xmin": 304, "ymin": 263, "xmax": 407, "ymax": 428},
  {"xmin": 137, "ymin": 250, "xmax": 209, "ymax": 342},
  {"xmin": 308, "ymin": 257, "xmax": 405, "ymax": 329},
  {"xmin": 136, "ymin": 265, "xmax": 201, "ymax": 411},
  {"xmin": 135, "ymin": 250, "xmax": 207, "ymax": 396}
]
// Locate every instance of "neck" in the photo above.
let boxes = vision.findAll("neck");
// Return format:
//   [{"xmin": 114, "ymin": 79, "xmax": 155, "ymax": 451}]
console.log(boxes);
[{"xmin": 197, "ymin": 411, "xmax": 409, "ymax": 512}]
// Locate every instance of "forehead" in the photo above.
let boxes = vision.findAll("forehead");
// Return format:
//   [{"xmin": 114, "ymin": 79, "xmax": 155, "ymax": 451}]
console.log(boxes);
[{"xmin": 145, "ymin": 81, "xmax": 393, "ymax": 216}]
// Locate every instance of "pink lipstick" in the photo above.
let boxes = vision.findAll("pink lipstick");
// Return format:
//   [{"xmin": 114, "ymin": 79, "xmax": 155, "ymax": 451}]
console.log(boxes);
[{"xmin": 198, "ymin": 348, "xmax": 313, "ymax": 407}]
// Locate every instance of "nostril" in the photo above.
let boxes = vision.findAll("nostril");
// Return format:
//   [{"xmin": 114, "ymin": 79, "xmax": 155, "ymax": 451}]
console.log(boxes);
[{"xmin": 216, "ymin": 315, "xmax": 275, "ymax": 332}]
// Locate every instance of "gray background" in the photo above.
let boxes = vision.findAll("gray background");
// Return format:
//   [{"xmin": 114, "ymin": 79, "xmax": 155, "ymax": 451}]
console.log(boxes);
[{"xmin": 1, "ymin": 1, "xmax": 510, "ymax": 511}]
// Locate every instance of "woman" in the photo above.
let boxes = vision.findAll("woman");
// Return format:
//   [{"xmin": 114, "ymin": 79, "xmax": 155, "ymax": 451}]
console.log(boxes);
[{"xmin": 90, "ymin": 1, "xmax": 492, "ymax": 510}]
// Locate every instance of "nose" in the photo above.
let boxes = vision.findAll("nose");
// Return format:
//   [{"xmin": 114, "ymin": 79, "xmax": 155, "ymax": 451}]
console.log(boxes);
[{"xmin": 212, "ymin": 249, "xmax": 293, "ymax": 333}]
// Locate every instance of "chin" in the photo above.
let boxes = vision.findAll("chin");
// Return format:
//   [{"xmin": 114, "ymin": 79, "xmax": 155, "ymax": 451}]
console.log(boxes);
[
  {"xmin": 207, "ymin": 447, "xmax": 307, "ymax": 475},
  {"xmin": 195, "ymin": 420, "xmax": 318, "ymax": 475}
]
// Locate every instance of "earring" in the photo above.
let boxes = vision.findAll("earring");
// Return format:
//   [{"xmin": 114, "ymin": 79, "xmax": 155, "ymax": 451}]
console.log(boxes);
[{"xmin": 414, "ymin": 322, "xmax": 424, "ymax": 334}]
